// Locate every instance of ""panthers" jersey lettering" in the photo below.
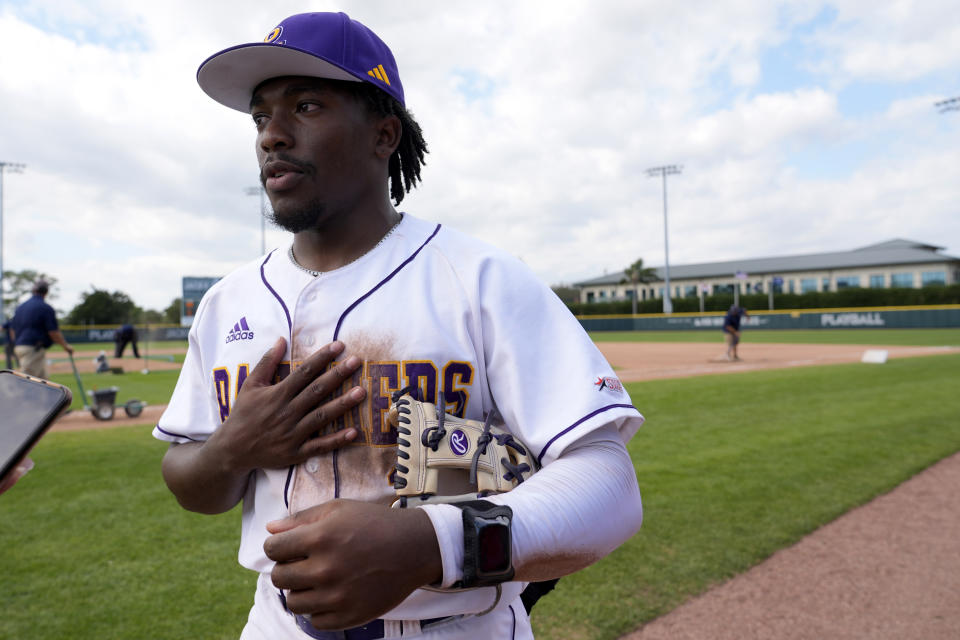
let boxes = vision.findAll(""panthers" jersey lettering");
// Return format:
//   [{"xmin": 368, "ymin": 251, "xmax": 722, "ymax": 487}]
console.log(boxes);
[{"xmin": 211, "ymin": 359, "xmax": 475, "ymax": 446}]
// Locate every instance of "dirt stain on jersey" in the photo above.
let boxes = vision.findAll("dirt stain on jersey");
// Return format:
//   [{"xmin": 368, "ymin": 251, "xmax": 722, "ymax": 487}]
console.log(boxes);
[
  {"xmin": 288, "ymin": 329, "xmax": 401, "ymax": 515},
  {"xmin": 340, "ymin": 329, "xmax": 398, "ymax": 366}
]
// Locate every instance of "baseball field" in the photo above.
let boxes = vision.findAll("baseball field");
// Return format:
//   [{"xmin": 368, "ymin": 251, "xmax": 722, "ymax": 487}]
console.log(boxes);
[{"xmin": 1, "ymin": 328, "xmax": 958, "ymax": 639}]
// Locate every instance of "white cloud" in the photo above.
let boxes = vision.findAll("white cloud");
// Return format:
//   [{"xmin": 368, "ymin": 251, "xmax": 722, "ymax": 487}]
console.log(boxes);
[
  {"xmin": 1, "ymin": 0, "xmax": 958, "ymax": 318},
  {"xmin": 810, "ymin": 0, "xmax": 960, "ymax": 82}
]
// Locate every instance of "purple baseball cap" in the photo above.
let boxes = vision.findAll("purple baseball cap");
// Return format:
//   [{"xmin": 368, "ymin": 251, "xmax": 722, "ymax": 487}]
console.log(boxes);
[{"xmin": 197, "ymin": 12, "xmax": 404, "ymax": 112}]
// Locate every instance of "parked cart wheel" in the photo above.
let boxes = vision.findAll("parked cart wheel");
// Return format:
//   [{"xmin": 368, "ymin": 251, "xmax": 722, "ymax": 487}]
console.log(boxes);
[
  {"xmin": 89, "ymin": 387, "xmax": 119, "ymax": 422},
  {"xmin": 124, "ymin": 400, "xmax": 146, "ymax": 417},
  {"xmin": 92, "ymin": 403, "xmax": 115, "ymax": 421}
]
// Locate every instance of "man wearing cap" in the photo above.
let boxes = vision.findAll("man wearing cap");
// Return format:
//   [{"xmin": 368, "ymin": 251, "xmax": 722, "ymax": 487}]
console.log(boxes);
[
  {"xmin": 10, "ymin": 280, "xmax": 73, "ymax": 379},
  {"xmin": 722, "ymin": 304, "xmax": 748, "ymax": 361},
  {"xmin": 156, "ymin": 12, "xmax": 644, "ymax": 640}
]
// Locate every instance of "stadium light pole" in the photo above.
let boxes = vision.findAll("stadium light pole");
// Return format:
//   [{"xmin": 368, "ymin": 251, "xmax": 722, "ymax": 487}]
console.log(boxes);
[
  {"xmin": 245, "ymin": 185, "xmax": 267, "ymax": 255},
  {"xmin": 0, "ymin": 162, "xmax": 26, "ymax": 326},
  {"xmin": 646, "ymin": 164, "xmax": 682, "ymax": 315}
]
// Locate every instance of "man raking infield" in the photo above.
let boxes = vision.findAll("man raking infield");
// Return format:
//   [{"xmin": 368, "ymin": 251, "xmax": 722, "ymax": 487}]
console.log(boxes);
[
  {"xmin": 722, "ymin": 305, "xmax": 748, "ymax": 361},
  {"xmin": 154, "ymin": 12, "xmax": 644, "ymax": 639}
]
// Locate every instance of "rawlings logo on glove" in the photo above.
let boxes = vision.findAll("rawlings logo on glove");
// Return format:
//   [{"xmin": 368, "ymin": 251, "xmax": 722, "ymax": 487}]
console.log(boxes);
[{"xmin": 387, "ymin": 387, "xmax": 538, "ymax": 508}]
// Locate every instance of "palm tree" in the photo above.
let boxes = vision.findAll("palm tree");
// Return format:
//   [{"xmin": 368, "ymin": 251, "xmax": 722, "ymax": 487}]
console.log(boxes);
[{"xmin": 621, "ymin": 258, "xmax": 658, "ymax": 315}]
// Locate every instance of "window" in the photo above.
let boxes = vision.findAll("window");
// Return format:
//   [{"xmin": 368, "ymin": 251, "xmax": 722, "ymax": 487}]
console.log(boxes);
[
  {"xmin": 788, "ymin": 279, "xmax": 795, "ymax": 293},
  {"xmin": 626, "ymin": 289, "xmax": 635, "ymax": 299},
  {"xmin": 753, "ymin": 282, "xmax": 763, "ymax": 294},
  {"xmin": 836, "ymin": 276, "xmax": 860, "ymax": 289},
  {"xmin": 714, "ymin": 284, "xmax": 734, "ymax": 294},
  {"xmin": 822, "ymin": 277, "xmax": 830, "ymax": 292},
  {"xmin": 684, "ymin": 285, "xmax": 697, "ymax": 297},
  {"xmin": 922, "ymin": 271, "xmax": 946, "ymax": 287},
  {"xmin": 800, "ymin": 278, "xmax": 818, "ymax": 293},
  {"xmin": 870, "ymin": 274, "xmax": 884, "ymax": 288},
  {"xmin": 586, "ymin": 292, "xmax": 595, "ymax": 303},
  {"xmin": 890, "ymin": 273, "xmax": 913, "ymax": 288}
]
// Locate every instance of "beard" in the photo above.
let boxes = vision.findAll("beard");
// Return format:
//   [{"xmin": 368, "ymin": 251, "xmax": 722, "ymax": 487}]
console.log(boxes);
[
  {"xmin": 260, "ymin": 154, "xmax": 322, "ymax": 233},
  {"xmin": 268, "ymin": 198, "xmax": 325, "ymax": 233}
]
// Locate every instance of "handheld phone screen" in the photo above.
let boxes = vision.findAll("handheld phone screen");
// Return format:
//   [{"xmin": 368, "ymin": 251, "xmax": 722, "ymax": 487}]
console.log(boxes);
[{"xmin": 0, "ymin": 370, "xmax": 72, "ymax": 481}]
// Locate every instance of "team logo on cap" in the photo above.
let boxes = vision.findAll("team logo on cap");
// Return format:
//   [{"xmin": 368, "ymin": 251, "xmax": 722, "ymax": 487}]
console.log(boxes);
[
  {"xmin": 367, "ymin": 64, "xmax": 392, "ymax": 86},
  {"xmin": 264, "ymin": 26, "xmax": 283, "ymax": 44}
]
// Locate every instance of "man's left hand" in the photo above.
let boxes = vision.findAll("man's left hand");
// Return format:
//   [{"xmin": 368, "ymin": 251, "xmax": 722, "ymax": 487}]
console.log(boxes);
[{"xmin": 264, "ymin": 499, "xmax": 443, "ymax": 631}]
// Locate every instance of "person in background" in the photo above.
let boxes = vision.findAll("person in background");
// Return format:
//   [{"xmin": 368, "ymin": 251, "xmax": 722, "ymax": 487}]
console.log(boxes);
[
  {"xmin": 3, "ymin": 318, "xmax": 18, "ymax": 369},
  {"xmin": 723, "ymin": 304, "xmax": 748, "ymax": 361},
  {"xmin": 114, "ymin": 323, "xmax": 140, "ymax": 358},
  {"xmin": 10, "ymin": 280, "xmax": 73, "ymax": 378}
]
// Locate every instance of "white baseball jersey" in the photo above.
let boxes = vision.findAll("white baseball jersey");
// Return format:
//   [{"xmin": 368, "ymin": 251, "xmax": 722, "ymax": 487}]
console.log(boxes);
[{"xmin": 154, "ymin": 213, "xmax": 643, "ymax": 625}]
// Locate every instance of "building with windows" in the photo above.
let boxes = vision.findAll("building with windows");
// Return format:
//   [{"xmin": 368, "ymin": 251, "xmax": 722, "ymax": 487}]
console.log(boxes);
[{"xmin": 574, "ymin": 239, "xmax": 960, "ymax": 304}]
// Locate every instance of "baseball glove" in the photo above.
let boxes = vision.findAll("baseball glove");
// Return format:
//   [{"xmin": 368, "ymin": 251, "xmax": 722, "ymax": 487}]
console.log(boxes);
[{"xmin": 387, "ymin": 387, "xmax": 537, "ymax": 508}]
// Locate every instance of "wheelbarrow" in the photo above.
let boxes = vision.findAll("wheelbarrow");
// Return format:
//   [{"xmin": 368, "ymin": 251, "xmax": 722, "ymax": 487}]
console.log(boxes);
[{"xmin": 68, "ymin": 354, "xmax": 146, "ymax": 421}]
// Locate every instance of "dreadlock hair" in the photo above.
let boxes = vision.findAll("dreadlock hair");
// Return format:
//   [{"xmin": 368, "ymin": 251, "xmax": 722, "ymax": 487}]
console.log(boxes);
[{"xmin": 341, "ymin": 81, "xmax": 429, "ymax": 205}]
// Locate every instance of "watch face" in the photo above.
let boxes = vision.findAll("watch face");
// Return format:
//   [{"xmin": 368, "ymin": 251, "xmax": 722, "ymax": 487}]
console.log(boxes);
[{"xmin": 477, "ymin": 516, "xmax": 511, "ymax": 573}]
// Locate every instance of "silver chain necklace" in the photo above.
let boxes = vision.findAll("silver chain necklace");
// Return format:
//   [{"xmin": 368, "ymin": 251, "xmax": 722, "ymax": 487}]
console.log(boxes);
[{"xmin": 288, "ymin": 215, "xmax": 403, "ymax": 277}]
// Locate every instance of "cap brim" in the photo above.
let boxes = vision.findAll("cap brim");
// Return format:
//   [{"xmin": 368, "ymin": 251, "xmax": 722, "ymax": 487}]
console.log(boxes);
[{"xmin": 197, "ymin": 43, "xmax": 364, "ymax": 113}]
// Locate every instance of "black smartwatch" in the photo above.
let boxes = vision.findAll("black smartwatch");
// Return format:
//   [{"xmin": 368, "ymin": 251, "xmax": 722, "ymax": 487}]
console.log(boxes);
[{"xmin": 455, "ymin": 500, "xmax": 514, "ymax": 587}]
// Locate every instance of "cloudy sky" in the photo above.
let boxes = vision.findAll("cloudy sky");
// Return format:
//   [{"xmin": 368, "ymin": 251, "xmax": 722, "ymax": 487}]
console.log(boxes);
[{"xmin": 1, "ymin": 0, "xmax": 958, "ymax": 316}]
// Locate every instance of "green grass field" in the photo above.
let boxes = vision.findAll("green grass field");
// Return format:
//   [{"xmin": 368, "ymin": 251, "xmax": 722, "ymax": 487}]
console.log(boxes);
[
  {"xmin": 530, "ymin": 352, "xmax": 960, "ymax": 639},
  {"xmin": 2, "ymin": 333, "xmax": 959, "ymax": 639},
  {"xmin": 48, "ymin": 370, "xmax": 182, "ymax": 412}
]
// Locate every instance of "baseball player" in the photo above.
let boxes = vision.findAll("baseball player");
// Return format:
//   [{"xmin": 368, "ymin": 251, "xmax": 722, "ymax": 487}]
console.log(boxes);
[
  {"xmin": 722, "ymin": 305, "xmax": 748, "ymax": 361},
  {"xmin": 154, "ymin": 12, "xmax": 644, "ymax": 640}
]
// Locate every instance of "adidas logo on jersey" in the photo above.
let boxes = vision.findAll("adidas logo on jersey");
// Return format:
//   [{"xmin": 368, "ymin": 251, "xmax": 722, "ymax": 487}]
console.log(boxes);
[{"xmin": 226, "ymin": 317, "xmax": 254, "ymax": 344}]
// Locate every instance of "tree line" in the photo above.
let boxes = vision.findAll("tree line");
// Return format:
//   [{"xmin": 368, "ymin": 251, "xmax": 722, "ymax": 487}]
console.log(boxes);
[{"xmin": 2, "ymin": 269, "xmax": 182, "ymax": 326}]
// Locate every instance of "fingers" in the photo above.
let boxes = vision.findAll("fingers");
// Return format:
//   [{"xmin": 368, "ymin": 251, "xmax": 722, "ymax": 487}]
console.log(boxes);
[
  {"xmin": 0, "ymin": 457, "xmax": 33, "ymax": 495},
  {"xmin": 245, "ymin": 337, "xmax": 289, "ymax": 386},
  {"xmin": 264, "ymin": 505, "xmax": 327, "ymax": 559},
  {"xmin": 300, "ymin": 424, "xmax": 359, "ymax": 458},
  {"xmin": 282, "ymin": 341, "xmax": 350, "ymax": 397},
  {"xmin": 286, "ymin": 355, "xmax": 365, "ymax": 423},
  {"xmin": 245, "ymin": 339, "xmax": 357, "ymax": 402}
]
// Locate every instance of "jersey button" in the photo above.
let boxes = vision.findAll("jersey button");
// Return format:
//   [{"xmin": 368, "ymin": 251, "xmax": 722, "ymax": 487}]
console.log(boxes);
[{"xmin": 306, "ymin": 457, "xmax": 320, "ymax": 473}]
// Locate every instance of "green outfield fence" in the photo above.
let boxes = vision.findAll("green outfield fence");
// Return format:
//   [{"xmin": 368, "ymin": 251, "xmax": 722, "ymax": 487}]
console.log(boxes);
[
  {"xmin": 1, "ymin": 324, "xmax": 191, "ymax": 345},
  {"xmin": 2, "ymin": 306, "xmax": 957, "ymax": 345},
  {"xmin": 576, "ymin": 304, "xmax": 960, "ymax": 332}
]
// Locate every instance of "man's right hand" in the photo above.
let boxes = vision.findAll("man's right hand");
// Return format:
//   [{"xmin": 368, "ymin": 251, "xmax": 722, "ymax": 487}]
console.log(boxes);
[{"xmin": 207, "ymin": 337, "xmax": 366, "ymax": 474}]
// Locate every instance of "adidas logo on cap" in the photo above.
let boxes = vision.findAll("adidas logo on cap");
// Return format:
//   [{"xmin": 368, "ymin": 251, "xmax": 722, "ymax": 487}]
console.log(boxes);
[
  {"xmin": 367, "ymin": 64, "xmax": 391, "ymax": 86},
  {"xmin": 226, "ymin": 317, "xmax": 255, "ymax": 344}
]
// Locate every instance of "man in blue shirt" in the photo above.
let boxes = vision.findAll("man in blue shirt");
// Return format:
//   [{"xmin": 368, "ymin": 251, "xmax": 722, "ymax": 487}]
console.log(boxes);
[
  {"xmin": 722, "ymin": 304, "xmax": 748, "ymax": 361},
  {"xmin": 114, "ymin": 323, "xmax": 140, "ymax": 358},
  {"xmin": 2, "ymin": 318, "xmax": 16, "ymax": 369},
  {"xmin": 10, "ymin": 280, "xmax": 73, "ymax": 378}
]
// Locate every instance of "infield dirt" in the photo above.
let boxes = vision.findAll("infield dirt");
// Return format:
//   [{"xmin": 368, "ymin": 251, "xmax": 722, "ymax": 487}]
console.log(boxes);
[{"xmin": 51, "ymin": 341, "xmax": 960, "ymax": 430}]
